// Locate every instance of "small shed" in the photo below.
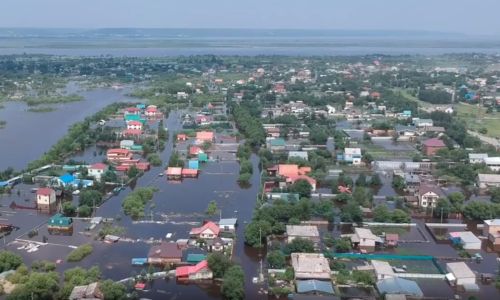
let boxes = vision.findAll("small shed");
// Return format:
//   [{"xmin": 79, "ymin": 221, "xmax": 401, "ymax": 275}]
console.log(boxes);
[
  {"xmin": 188, "ymin": 160, "xmax": 199, "ymax": 170},
  {"xmin": 296, "ymin": 279, "xmax": 335, "ymax": 295},
  {"xmin": 376, "ymin": 277, "xmax": 423, "ymax": 298},
  {"xmin": 385, "ymin": 234, "xmax": 399, "ymax": 247},
  {"xmin": 198, "ymin": 153, "xmax": 209, "ymax": 163},
  {"xmin": 446, "ymin": 262, "xmax": 476, "ymax": 286},
  {"xmin": 166, "ymin": 167, "xmax": 182, "ymax": 180},
  {"xmin": 186, "ymin": 253, "xmax": 207, "ymax": 264}
]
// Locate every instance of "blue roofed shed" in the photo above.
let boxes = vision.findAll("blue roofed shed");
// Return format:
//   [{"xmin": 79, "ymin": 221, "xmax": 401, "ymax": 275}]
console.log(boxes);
[
  {"xmin": 59, "ymin": 173, "xmax": 75, "ymax": 185},
  {"xmin": 136, "ymin": 104, "xmax": 146, "ymax": 109},
  {"xmin": 186, "ymin": 253, "xmax": 207, "ymax": 264},
  {"xmin": 198, "ymin": 153, "xmax": 209, "ymax": 163},
  {"xmin": 376, "ymin": 277, "xmax": 423, "ymax": 297},
  {"xmin": 296, "ymin": 280, "xmax": 335, "ymax": 295},
  {"xmin": 48, "ymin": 213, "xmax": 73, "ymax": 229},
  {"xmin": 188, "ymin": 160, "xmax": 199, "ymax": 170}
]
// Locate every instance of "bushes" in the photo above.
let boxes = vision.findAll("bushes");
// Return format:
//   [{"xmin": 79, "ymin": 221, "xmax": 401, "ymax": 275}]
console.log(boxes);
[
  {"xmin": 147, "ymin": 153, "xmax": 162, "ymax": 166},
  {"xmin": 67, "ymin": 244, "xmax": 93, "ymax": 262},
  {"xmin": 122, "ymin": 187, "xmax": 157, "ymax": 219},
  {"xmin": 221, "ymin": 266, "xmax": 245, "ymax": 300},
  {"xmin": 0, "ymin": 251, "xmax": 23, "ymax": 272}
]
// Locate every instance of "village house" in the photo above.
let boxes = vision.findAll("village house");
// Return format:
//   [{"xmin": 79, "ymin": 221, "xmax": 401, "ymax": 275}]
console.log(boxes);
[
  {"xmin": 414, "ymin": 118, "xmax": 434, "ymax": 128},
  {"xmin": 273, "ymin": 82, "xmax": 286, "ymax": 94},
  {"xmin": 189, "ymin": 221, "xmax": 220, "ymax": 239},
  {"xmin": 218, "ymin": 218, "xmax": 237, "ymax": 232},
  {"xmin": 107, "ymin": 148, "xmax": 133, "ymax": 162},
  {"xmin": 483, "ymin": 157, "xmax": 500, "ymax": 171},
  {"xmin": 295, "ymin": 279, "xmax": 335, "ymax": 295},
  {"xmin": 177, "ymin": 133, "xmax": 188, "ymax": 142},
  {"xmin": 347, "ymin": 227, "xmax": 383, "ymax": 252},
  {"xmin": 394, "ymin": 125, "xmax": 417, "ymax": 140},
  {"xmin": 166, "ymin": 167, "xmax": 182, "ymax": 180},
  {"xmin": 148, "ymin": 242, "xmax": 183, "ymax": 265},
  {"xmin": 195, "ymin": 131, "xmax": 215, "ymax": 144},
  {"xmin": 175, "ymin": 260, "xmax": 213, "ymax": 280},
  {"xmin": 270, "ymin": 164, "xmax": 317, "ymax": 191},
  {"xmin": 372, "ymin": 260, "xmax": 395, "ymax": 280},
  {"xmin": 48, "ymin": 213, "xmax": 73, "ymax": 232},
  {"xmin": 288, "ymin": 151, "xmax": 309, "ymax": 161},
  {"xmin": 469, "ymin": 153, "xmax": 489, "ymax": 164},
  {"xmin": 343, "ymin": 148, "xmax": 362, "ymax": 165},
  {"xmin": 120, "ymin": 139, "xmax": 134, "ymax": 150},
  {"xmin": 145, "ymin": 105, "xmax": 160, "ymax": 117},
  {"xmin": 376, "ymin": 277, "xmax": 424, "ymax": 298},
  {"xmin": 477, "ymin": 174, "xmax": 500, "ymax": 190},
  {"xmin": 291, "ymin": 253, "xmax": 331, "ymax": 280},
  {"xmin": 69, "ymin": 282, "xmax": 103, "ymax": 300},
  {"xmin": 265, "ymin": 127, "xmax": 281, "ymax": 138},
  {"xmin": 268, "ymin": 138, "xmax": 286, "ymax": 152},
  {"xmin": 446, "ymin": 262, "xmax": 476, "ymax": 286},
  {"xmin": 418, "ymin": 184, "xmax": 445, "ymax": 208},
  {"xmin": 88, "ymin": 163, "xmax": 109, "ymax": 181},
  {"xmin": 36, "ymin": 187, "xmax": 56, "ymax": 211},
  {"xmin": 286, "ymin": 225, "xmax": 320, "ymax": 245},
  {"xmin": 206, "ymin": 237, "xmax": 230, "ymax": 252},
  {"xmin": 124, "ymin": 107, "xmax": 141, "ymax": 115},
  {"xmin": 448, "ymin": 231, "xmax": 482, "ymax": 250},
  {"xmin": 483, "ymin": 219, "xmax": 500, "ymax": 246},
  {"xmin": 177, "ymin": 91, "xmax": 188, "ymax": 99},
  {"xmin": 126, "ymin": 120, "xmax": 143, "ymax": 131},
  {"xmin": 422, "ymin": 138, "xmax": 446, "ymax": 156},
  {"xmin": 384, "ymin": 233, "xmax": 399, "ymax": 247}
]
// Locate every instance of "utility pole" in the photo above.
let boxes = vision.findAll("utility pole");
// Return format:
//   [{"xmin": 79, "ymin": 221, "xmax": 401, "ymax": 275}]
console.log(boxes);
[{"xmin": 440, "ymin": 207, "xmax": 444, "ymax": 224}]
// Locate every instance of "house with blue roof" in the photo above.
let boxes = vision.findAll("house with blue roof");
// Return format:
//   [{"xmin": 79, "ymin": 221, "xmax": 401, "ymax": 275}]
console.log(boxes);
[
  {"xmin": 188, "ymin": 160, "xmax": 199, "ymax": 170},
  {"xmin": 296, "ymin": 279, "xmax": 335, "ymax": 295}
]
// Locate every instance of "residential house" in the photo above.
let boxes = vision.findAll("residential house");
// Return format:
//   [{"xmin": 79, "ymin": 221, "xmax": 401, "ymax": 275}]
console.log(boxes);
[
  {"xmin": 469, "ymin": 153, "xmax": 488, "ymax": 164},
  {"xmin": 484, "ymin": 157, "xmax": 500, "ymax": 172},
  {"xmin": 88, "ymin": 163, "xmax": 109, "ymax": 181},
  {"xmin": 145, "ymin": 105, "xmax": 160, "ymax": 117},
  {"xmin": 189, "ymin": 221, "xmax": 220, "ymax": 239},
  {"xmin": 48, "ymin": 213, "xmax": 73, "ymax": 232},
  {"xmin": 196, "ymin": 131, "xmax": 215, "ymax": 144},
  {"xmin": 188, "ymin": 160, "xmax": 199, "ymax": 170},
  {"xmin": 195, "ymin": 115, "xmax": 214, "ymax": 126},
  {"xmin": 177, "ymin": 92, "xmax": 188, "ymax": 100},
  {"xmin": 206, "ymin": 237, "xmax": 229, "ymax": 252},
  {"xmin": 177, "ymin": 133, "xmax": 188, "ymax": 142},
  {"xmin": 273, "ymin": 82, "xmax": 286, "ymax": 94},
  {"xmin": 126, "ymin": 121, "xmax": 143, "ymax": 131},
  {"xmin": 291, "ymin": 253, "xmax": 331, "ymax": 280},
  {"xmin": 36, "ymin": 187, "xmax": 56, "ymax": 211},
  {"xmin": 124, "ymin": 107, "xmax": 141, "ymax": 115},
  {"xmin": 422, "ymin": 138, "xmax": 446, "ymax": 156},
  {"xmin": 269, "ymin": 138, "xmax": 286, "ymax": 152},
  {"xmin": 289, "ymin": 151, "xmax": 309, "ymax": 161},
  {"xmin": 219, "ymin": 218, "xmax": 237, "ymax": 232},
  {"xmin": 414, "ymin": 119, "xmax": 434, "ymax": 128},
  {"xmin": 166, "ymin": 167, "xmax": 182, "ymax": 180},
  {"xmin": 372, "ymin": 260, "xmax": 395, "ymax": 280},
  {"xmin": 69, "ymin": 282, "xmax": 103, "ymax": 300},
  {"xmin": 286, "ymin": 225, "xmax": 320, "ymax": 245},
  {"xmin": 266, "ymin": 127, "xmax": 281, "ymax": 138},
  {"xmin": 376, "ymin": 277, "xmax": 423, "ymax": 298},
  {"xmin": 385, "ymin": 234, "xmax": 399, "ymax": 247},
  {"xmin": 483, "ymin": 219, "xmax": 500, "ymax": 246},
  {"xmin": 189, "ymin": 146, "xmax": 203, "ymax": 157},
  {"xmin": 275, "ymin": 164, "xmax": 317, "ymax": 191},
  {"xmin": 107, "ymin": 149, "xmax": 132, "ymax": 162},
  {"xmin": 296, "ymin": 280, "xmax": 335, "ymax": 295},
  {"xmin": 348, "ymin": 228, "xmax": 383, "ymax": 252},
  {"xmin": 446, "ymin": 262, "xmax": 476, "ymax": 286},
  {"xmin": 120, "ymin": 140, "xmax": 135, "ymax": 150},
  {"xmin": 418, "ymin": 184, "xmax": 445, "ymax": 208},
  {"xmin": 448, "ymin": 231, "xmax": 481, "ymax": 250},
  {"xmin": 477, "ymin": 174, "xmax": 500, "ymax": 189},
  {"xmin": 394, "ymin": 125, "xmax": 417, "ymax": 140},
  {"xmin": 148, "ymin": 242, "xmax": 183, "ymax": 265},
  {"xmin": 343, "ymin": 148, "xmax": 362, "ymax": 165},
  {"xmin": 175, "ymin": 260, "xmax": 213, "ymax": 280}
]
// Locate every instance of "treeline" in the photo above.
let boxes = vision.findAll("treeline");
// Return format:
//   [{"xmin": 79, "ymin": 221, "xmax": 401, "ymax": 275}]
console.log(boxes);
[
  {"xmin": 230, "ymin": 102, "xmax": 265, "ymax": 147},
  {"xmin": 418, "ymin": 89, "xmax": 452, "ymax": 104},
  {"xmin": 25, "ymin": 94, "xmax": 83, "ymax": 106}
]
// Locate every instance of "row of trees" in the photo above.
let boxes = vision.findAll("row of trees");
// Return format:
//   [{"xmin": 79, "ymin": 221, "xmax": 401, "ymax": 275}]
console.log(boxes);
[{"xmin": 206, "ymin": 253, "xmax": 244, "ymax": 300}]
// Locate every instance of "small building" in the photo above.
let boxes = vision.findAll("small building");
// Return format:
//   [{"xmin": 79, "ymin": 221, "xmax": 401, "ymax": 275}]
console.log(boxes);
[
  {"xmin": 291, "ymin": 253, "xmax": 331, "ymax": 280},
  {"xmin": 181, "ymin": 168, "xmax": 198, "ymax": 178},
  {"xmin": 88, "ymin": 163, "xmax": 109, "ymax": 181},
  {"xmin": 189, "ymin": 221, "xmax": 220, "ymax": 239},
  {"xmin": 376, "ymin": 277, "xmax": 423, "ymax": 298},
  {"xmin": 422, "ymin": 138, "xmax": 446, "ymax": 156},
  {"xmin": 289, "ymin": 151, "xmax": 309, "ymax": 161},
  {"xmin": 186, "ymin": 253, "xmax": 207, "ymax": 264},
  {"xmin": 166, "ymin": 167, "xmax": 182, "ymax": 180},
  {"xmin": 177, "ymin": 133, "xmax": 188, "ymax": 142},
  {"xmin": 124, "ymin": 107, "xmax": 141, "ymax": 115},
  {"xmin": 148, "ymin": 242, "xmax": 183, "ymax": 265},
  {"xmin": 414, "ymin": 119, "xmax": 433, "ymax": 128},
  {"xmin": 469, "ymin": 153, "xmax": 488, "ymax": 164},
  {"xmin": 477, "ymin": 173, "xmax": 500, "ymax": 189},
  {"xmin": 120, "ymin": 140, "xmax": 135, "ymax": 150},
  {"xmin": 347, "ymin": 228, "xmax": 383, "ymax": 252},
  {"xmin": 126, "ymin": 120, "xmax": 143, "ymax": 131},
  {"xmin": 343, "ymin": 148, "xmax": 362, "ymax": 165},
  {"xmin": 206, "ymin": 237, "xmax": 229, "ymax": 252},
  {"xmin": 198, "ymin": 153, "xmax": 209, "ymax": 163},
  {"xmin": 418, "ymin": 184, "xmax": 445, "ymax": 208},
  {"xmin": 188, "ymin": 160, "xmax": 199, "ymax": 170},
  {"xmin": 385, "ymin": 233, "xmax": 399, "ymax": 247},
  {"xmin": 296, "ymin": 280, "xmax": 335, "ymax": 295},
  {"xmin": 195, "ymin": 131, "xmax": 215, "ymax": 144},
  {"xmin": 189, "ymin": 146, "xmax": 203, "ymax": 156},
  {"xmin": 219, "ymin": 218, "xmax": 237, "ymax": 232},
  {"xmin": 446, "ymin": 262, "xmax": 476, "ymax": 286},
  {"xmin": 484, "ymin": 157, "xmax": 500, "ymax": 172},
  {"xmin": 449, "ymin": 231, "xmax": 481, "ymax": 250},
  {"xmin": 69, "ymin": 282, "xmax": 103, "ymax": 300},
  {"xmin": 36, "ymin": 187, "xmax": 56, "ymax": 211},
  {"xmin": 286, "ymin": 225, "xmax": 320, "ymax": 245},
  {"xmin": 483, "ymin": 219, "xmax": 500, "ymax": 246},
  {"xmin": 107, "ymin": 149, "xmax": 132, "ymax": 162},
  {"xmin": 372, "ymin": 260, "xmax": 395, "ymax": 280},
  {"xmin": 269, "ymin": 138, "xmax": 286, "ymax": 152},
  {"xmin": 48, "ymin": 213, "xmax": 73, "ymax": 232},
  {"xmin": 145, "ymin": 105, "xmax": 160, "ymax": 117},
  {"xmin": 175, "ymin": 260, "xmax": 213, "ymax": 280}
]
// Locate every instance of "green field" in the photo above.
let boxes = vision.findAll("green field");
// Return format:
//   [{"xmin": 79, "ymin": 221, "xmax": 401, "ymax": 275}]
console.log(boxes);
[{"xmin": 456, "ymin": 103, "xmax": 500, "ymax": 138}]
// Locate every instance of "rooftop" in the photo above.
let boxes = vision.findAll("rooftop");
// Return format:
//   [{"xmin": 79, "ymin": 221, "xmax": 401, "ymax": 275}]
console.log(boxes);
[
  {"xmin": 376, "ymin": 277, "xmax": 423, "ymax": 298},
  {"xmin": 291, "ymin": 253, "xmax": 331, "ymax": 280},
  {"xmin": 446, "ymin": 262, "xmax": 475, "ymax": 279},
  {"xmin": 286, "ymin": 225, "xmax": 320, "ymax": 238}
]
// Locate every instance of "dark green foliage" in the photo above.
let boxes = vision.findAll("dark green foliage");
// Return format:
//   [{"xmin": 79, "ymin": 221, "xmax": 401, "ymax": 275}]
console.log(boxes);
[
  {"xmin": 267, "ymin": 250, "xmax": 286, "ymax": 269},
  {"xmin": 284, "ymin": 238, "xmax": 314, "ymax": 255},
  {"xmin": 207, "ymin": 253, "xmax": 233, "ymax": 278},
  {"xmin": 221, "ymin": 266, "xmax": 245, "ymax": 300},
  {"xmin": 0, "ymin": 251, "xmax": 23, "ymax": 272}
]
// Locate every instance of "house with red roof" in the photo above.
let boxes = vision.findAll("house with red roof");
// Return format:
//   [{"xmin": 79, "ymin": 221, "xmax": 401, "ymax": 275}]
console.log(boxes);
[
  {"xmin": 107, "ymin": 149, "xmax": 132, "ymax": 162},
  {"xmin": 273, "ymin": 82, "xmax": 287, "ymax": 94},
  {"xmin": 196, "ymin": 131, "xmax": 215, "ymax": 144},
  {"xmin": 166, "ymin": 167, "xmax": 182, "ymax": 180},
  {"xmin": 189, "ymin": 221, "xmax": 220, "ymax": 239},
  {"xmin": 422, "ymin": 138, "xmax": 446, "ymax": 156},
  {"xmin": 195, "ymin": 115, "xmax": 214, "ymax": 126},
  {"xmin": 175, "ymin": 260, "xmax": 213, "ymax": 280},
  {"xmin": 189, "ymin": 146, "xmax": 203, "ymax": 157},
  {"xmin": 145, "ymin": 105, "xmax": 160, "ymax": 117},
  {"xmin": 272, "ymin": 164, "xmax": 317, "ymax": 191},
  {"xmin": 124, "ymin": 107, "xmax": 141, "ymax": 115},
  {"xmin": 177, "ymin": 133, "xmax": 188, "ymax": 142},
  {"xmin": 127, "ymin": 121, "xmax": 143, "ymax": 131},
  {"xmin": 36, "ymin": 188, "xmax": 56, "ymax": 211},
  {"xmin": 88, "ymin": 163, "xmax": 109, "ymax": 181}
]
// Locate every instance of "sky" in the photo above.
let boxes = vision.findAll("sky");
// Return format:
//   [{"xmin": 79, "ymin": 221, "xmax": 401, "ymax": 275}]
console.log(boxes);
[{"xmin": 0, "ymin": 0, "xmax": 499, "ymax": 35}]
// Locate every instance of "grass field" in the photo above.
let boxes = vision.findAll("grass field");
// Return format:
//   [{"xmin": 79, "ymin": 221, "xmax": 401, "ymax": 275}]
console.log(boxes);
[{"xmin": 456, "ymin": 103, "xmax": 500, "ymax": 138}]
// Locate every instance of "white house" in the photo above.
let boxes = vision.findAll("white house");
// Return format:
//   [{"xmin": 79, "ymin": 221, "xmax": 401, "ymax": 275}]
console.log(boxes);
[
  {"xmin": 177, "ymin": 92, "xmax": 188, "ymax": 99},
  {"xmin": 344, "ymin": 148, "xmax": 362, "ymax": 165},
  {"xmin": 418, "ymin": 184, "xmax": 445, "ymax": 208},
  {"xmin": 477, "ymin": 174, "xmax": 500, "ymax": 189},
  {"xmin": 449, "ymin": 231, "xmax": 481, "ymax": 250},
  {"xmin": 468, "ymin": 153, "xmax": 488, "ymax": 164},
  {"xmin": 326, "ymin": 105, "xmax": 336, "ymax": 115},
  {"xmin": 446, "ymin": 262, "xmax": 476, "ymax": 286},
  {"xmin": 414, "ymin": 119, "xmax": 434, "ymax": 128},
  {"xmin": 372, "ymin": 260, "xmax": 395, "ymax": 280},
  {"xmin": 484, "ymin": 157, "xmax": 500, "ymax": 172},
  {"xmin": 345, "ymin": 227, "xmax": 383, "ymax": 252},
  {"xmin": 88, "ymin": 163, "xmax": 109, "ymax": 181},
  {"xmin": 288, "ymin": 151, "xmax": 309, "ymax": 161},
  {"xmin": 36, "ymin": 188, "xmax": 56, "ymax": 210},
  {"xmin": 120, "ymin": 140, "xmax": 135, "ymax": 150},
  {"xmin": 218, "ymin": 218, "xmax": 237, "ymax": 232}
]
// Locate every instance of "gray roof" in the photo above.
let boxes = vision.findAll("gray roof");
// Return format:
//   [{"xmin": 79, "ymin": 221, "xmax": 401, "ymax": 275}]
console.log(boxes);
[
  {"xmin": 376, "ymin": 277, "xmax": 423, "ymax": 297},
  {"xmin": 219, "ymin": 218, "xmax": 237, "ymax": 226},
  {"xmin": 296, "ymin": 280, "xmax": 335, "ymax": 294}
]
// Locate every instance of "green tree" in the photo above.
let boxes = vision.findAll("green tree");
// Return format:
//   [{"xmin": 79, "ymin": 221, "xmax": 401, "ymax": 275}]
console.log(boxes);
[
  {"xmin": 146, "ymin": 153, "xmax": 162, "ymax": 166},
  {"xmin": 284, "ymin": 238, "xmax": 314, "ymax": 255},
  {"xmin": 448, "ymin": 192, "xmax": 465, "ymax": 212},
  {"xmin": 62, "ymin": 202, "xmax": 76, "ymax": 216},
  {"xmin": 289, "ymin": 179, "xmax": 312, "ymax": 198},
  {"xmin": 79, "ymin": 190, "xmax": 103, "ymax": 207},
  {"xmin": 335, "ymin": 238, "xmax": 352, "ymax": 253},
  {"xmin": 352, "ymin": 186, "xmax": 372, "ymax": 207},
  {"xmin": 78, "ymin": 205, "xmax": 92, "ymax": 217},
  {"xmin": 101, "ymin": 170, "xmax": 118, "ymax": 183},
  {"xmin": 206, "ymin": 200, "xmax": 218, "ymax": 216},
  {"xmin": 238, "ymin": 172, "xmax": 252, "ymax": 184},
  {"xmin": 239, "ymin": 159, "xmax": 253, "ymax": 174},
  {"xmin": 244, "ymin": 220, "xmax": 272, "ymax": 247},
  {"xmin": 127, "ymin": 165, "xmax": 140, "ymax": 178},
  {"xmin": 355, "ymin": 174, "xmax": 367, "ymax": 186},
  {"xmin": 373, "ymin": 205, "xmax": 391, "ymax": 222},
  {"xmin": 207, "ymin": 253, "xmax": 233, "ymax": 278},
  {"xmin": 392, "ymin": 209, "xmax": 411, "ymax": 223},
  {"xmin": 340, "ymin": 201, "xmax": 363, "ymax": 223},
  {"xmin": 221, "ymin": 265, "xmax": 245, "ymax": 300},
  {"xmin": 491, "ymin": 188, "xmax": 500, "ymax": 204},
  {"xmin": 267, "ymin": 250, "xmax": 286, "ymax": 269},
  {"xmin": 392, "ymin": 175, "xmax": 406, "ymax": 191},
  {"xmin": 7, "ymin": 272, "xmax": 59, "ymax": 300},
  {"xmin": 0, "ymin": 251, "xmax": 23, "ymax": 272},
  {"xmin": 370, "ymin": 174, "xmax": 382, "ymax": 186},
  {"xmin": 100, "ymin": 280, "xmax": 127, "ymax": 300}
]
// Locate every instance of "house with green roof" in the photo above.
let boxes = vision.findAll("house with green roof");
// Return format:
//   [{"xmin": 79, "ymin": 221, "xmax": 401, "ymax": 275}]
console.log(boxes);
[{"xmin": 48, "ymin": 213, "xmax": 73, "ymax": 232}]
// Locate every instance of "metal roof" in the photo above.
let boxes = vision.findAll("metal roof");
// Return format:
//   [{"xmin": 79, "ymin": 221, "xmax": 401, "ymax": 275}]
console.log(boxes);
[
  {"xmin": 296, "ymin": 280, "xmax": 335, "ymax": 294},
  {"xmin": 376, "ymin": 277, "xmax": 423, "ymax": 297}
]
